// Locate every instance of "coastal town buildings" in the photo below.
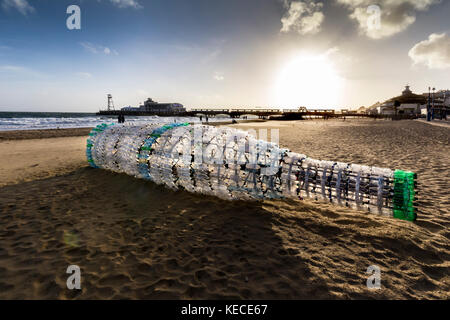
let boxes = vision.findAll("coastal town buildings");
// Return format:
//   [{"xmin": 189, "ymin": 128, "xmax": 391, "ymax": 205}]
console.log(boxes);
[
  {"xmin": 365, "ymin": 86, "xmax": 449, "ymax": 117},
  {"xmin": 420, "ymin": 90, "xmax": 450, "ymax": 115},
  {"xmin": 355, "ymin": 106, "xmax": 368, "ymax": 114},
  {"xmin": 377, "ymin": 85, "xmax": 427, "ymax": 115}
]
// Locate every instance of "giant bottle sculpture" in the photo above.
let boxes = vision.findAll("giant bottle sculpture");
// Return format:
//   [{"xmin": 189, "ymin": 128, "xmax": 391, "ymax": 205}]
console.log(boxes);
[{"xmin": 86, "ymin": 123, "xmax": 417, "ymax": 221}]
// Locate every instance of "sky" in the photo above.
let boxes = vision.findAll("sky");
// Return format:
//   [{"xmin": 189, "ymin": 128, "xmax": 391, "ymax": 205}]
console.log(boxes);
[{"xmin": 0, "ymin": 0, "xmax": 449, "ymax": 112}]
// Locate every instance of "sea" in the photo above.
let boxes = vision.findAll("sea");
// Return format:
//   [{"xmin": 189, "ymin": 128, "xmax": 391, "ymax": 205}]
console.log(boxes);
[{"xmin": 0, "ymin": 112, "xmax": 232, "ymax": 131}]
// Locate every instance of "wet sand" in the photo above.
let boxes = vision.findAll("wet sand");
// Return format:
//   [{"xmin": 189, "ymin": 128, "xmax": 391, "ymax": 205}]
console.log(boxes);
[
  {"xmin": 0, "ymin": 119, "xmax": 448, "ymax": 299},
  {"xmin": 0, "ymin": 128, "xmax": 93, "ymax": 141}
]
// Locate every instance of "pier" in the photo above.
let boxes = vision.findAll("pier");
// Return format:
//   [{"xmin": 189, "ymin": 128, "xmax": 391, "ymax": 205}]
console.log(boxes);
[{"xmin": 97, "ymin": 108, "xmax": 397, "ymax": 120}]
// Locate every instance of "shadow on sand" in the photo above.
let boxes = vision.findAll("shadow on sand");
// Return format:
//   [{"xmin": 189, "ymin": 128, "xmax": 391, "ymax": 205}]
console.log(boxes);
[{"xmin": 0, "ymin": 167, "xmax": 447, "ymax": 299}]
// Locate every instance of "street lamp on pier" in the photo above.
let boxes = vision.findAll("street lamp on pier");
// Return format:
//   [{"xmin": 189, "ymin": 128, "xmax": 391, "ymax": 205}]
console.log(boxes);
[
  {"xmin": 432, "ymin": 87, "xmax": 436, "ymax": 120},
  {"xmin": 427, "ymin": 87, "xmax": 431, "ymax": 121}
]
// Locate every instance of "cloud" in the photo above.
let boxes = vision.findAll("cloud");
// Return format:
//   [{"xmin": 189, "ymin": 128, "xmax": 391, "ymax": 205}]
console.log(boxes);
[
  {"xmin": 108, "ymin": 0, "xmax": 142, "ymax": 9},
  {"xmin": 0, "ymin": 65, "xmax": 27, "ymax": 72},
  {"xmin": 171, "ymin": 42, "xmax": 223, "ymax": 65},
  {"xmin": 1, "ymin": 0, "xmax": 35, "ymax": 15},
  {"xmin": 80, "ymin": 42, "xmax": 98, "ymax": 54},
  {"xmin": 213, "ymin": 72, "xmax": 225, "ymax": 81},
  {"xmin": 325, "ymin": 46, "xmax": 339, "ymax": 56},
  {"xmin": 80, "ymin": 42, "xmax": 119, "ymax": 55},
  {"xmin": 280, "ymin": 1, "xmax": 324, "ymax": 35},
  {"xmin": 336, "ymin": 0, "xmax": 441, "ymax": 39},
  {"xmin": 137, "ymin": 89, "xmax": 149, "ymax": 96},
  {"xmin": 76, "ymin": 72, "xmax": 93, "ymax": 79},
  {"xmin": 409, "ymin": 33, "xmax": 450, "ymax": 69},
  {"xmin": 0, "ymin": 64, "xmax": 45, "ymax": 78}
]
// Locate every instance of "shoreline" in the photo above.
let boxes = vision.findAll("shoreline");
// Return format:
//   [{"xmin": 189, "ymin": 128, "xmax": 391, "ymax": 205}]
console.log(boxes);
[
  {"xmin": 0, "ymin": 119, "xmax": 267, "ymax": 141},
  {"xmin": 0, "ymin": 127, "xmax": 93, "ymax": 141},
  {"xmin": 2, "ymin": 116, "xmax": 427, "ymax": 141}
]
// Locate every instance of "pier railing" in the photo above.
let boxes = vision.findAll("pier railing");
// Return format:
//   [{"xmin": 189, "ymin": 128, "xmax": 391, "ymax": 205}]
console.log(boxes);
[{"xmin": 97, "ymin": 108, "xmax": 419, "ymax": 120}]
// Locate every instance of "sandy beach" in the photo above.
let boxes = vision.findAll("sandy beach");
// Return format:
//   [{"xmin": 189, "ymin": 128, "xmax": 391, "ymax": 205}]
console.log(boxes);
[{"xmin": 0, "ymin": 119, "xmax": 448, "ymax": 299}]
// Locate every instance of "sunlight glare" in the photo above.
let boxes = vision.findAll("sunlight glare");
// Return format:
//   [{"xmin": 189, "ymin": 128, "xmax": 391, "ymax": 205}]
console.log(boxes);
[{"xmin": 274, "ymin": 54, "xmax": 343, "ymax": 109}]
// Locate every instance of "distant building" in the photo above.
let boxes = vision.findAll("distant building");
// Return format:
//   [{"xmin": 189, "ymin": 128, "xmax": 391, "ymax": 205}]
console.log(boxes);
[
  {"xmin": 138, "ymin": 98, "xmax": 185, "ymax": 113},
  {"xmin": 121, "ymin": 105, "xmax": 140, "ymax": 112},
  {"xmin": 421, "ymin": 90, "xmax": 450, "ymax": 106},
  {"xmin": 356, "ymin": 106, "xmax": 367, "ymax": 114},
  {"xmin": 422, "ymin": 89, "xmax": 450, "ymax": 100},
  {"xmin": 421, "ymin": 90, "xmax": 450, "ymax": 116},
  {"xmin": 120, "ymin": 98, "xmax": 186, "ymax": 114},
  {"xmin": 378, "ymin": 85, "xmax": 427, "ymax": 115},
  {"xmin": 367, "ymin": 102, "xmax": 381, "ymax": 115}
]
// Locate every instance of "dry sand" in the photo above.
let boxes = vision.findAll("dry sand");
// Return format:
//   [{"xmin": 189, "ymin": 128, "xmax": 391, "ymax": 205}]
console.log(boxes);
[
  {"xmin": 0, "ymin": 136, "xmax": 87, "ymax": 187},
  {"xmin": 0, "ymin": 119, "xmax": 448, "ymax": 299}
]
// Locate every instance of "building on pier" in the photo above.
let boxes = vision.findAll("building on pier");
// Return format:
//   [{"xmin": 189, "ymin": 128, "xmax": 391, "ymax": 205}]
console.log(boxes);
[
  {"xmin": 120, "ymin": 98, "xmax": 186, "ymax": 114},
  {"xmin": 138, "ymin": 98, "xmax": 185, "ymax": 113}
]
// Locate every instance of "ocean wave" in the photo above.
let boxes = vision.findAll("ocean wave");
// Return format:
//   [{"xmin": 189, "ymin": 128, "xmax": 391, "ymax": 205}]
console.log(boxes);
[{"xmin": 0, "ymin": 115, "xmax": 231, "ymax": 131}]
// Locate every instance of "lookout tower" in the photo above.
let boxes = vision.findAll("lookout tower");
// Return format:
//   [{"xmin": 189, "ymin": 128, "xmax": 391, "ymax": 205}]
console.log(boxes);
[{"xmin": 107, "ymin": 94, "xmax": 115, "ymax": 111}]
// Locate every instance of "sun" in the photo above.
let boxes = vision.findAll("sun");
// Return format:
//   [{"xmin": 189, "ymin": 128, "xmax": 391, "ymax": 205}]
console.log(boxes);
[{"xmin": 273, "ymin": 54, "xmax": 343, "ymax": 109}]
